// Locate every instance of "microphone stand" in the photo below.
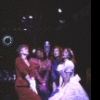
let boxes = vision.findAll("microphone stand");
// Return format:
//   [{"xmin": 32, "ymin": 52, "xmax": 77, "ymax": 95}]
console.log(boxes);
[{"xmin": 44, "ymin": 41, "xmax": 50, "ymax": 91}]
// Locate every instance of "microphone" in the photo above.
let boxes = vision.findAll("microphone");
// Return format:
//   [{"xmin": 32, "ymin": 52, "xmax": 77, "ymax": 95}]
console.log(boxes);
[{"xmin": 44, "ymin": 41, "xmax": 50, "ymax": 59}]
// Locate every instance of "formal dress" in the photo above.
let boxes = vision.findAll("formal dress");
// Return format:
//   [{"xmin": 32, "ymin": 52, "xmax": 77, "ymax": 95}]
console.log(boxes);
[
  {"xmin": 48, "ymin": 59, "xmax": 89, "ymax": 100},
  {"xmin": 49, "ymin": 59, "xmax": 62, "ymax": 97},
  {"xmin": 30, "ymin": 57, "xmax": 51, "ymax": 100}
]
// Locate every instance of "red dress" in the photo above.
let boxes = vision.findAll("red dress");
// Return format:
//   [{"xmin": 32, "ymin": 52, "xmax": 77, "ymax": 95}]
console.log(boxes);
[
  {"xmin": 30, "ymin": 58, "xmax": 52, "ymax": 100},
  {"xmin": 15, "ymin": 57, "xmax": 41, "ymax": 100}
]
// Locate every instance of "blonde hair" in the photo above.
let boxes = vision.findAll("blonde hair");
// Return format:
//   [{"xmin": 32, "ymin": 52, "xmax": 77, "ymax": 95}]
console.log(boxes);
[{"xmin": 16, "ymin": 44, "xmax": 29, "ymax": 56}]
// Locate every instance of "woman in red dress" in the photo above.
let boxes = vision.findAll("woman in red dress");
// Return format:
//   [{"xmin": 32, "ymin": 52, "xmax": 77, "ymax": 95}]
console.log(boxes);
[
  {"xmin": 15, "ymin": 44, "xmax": 41, "ymax": 100},
  {"xmin": 30, "ymin": 47, "xmax": 51, "ymax": 100}
]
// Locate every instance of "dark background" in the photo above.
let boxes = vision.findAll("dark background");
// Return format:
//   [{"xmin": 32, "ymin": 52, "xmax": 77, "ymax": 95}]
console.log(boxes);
[{"xmin": 0, "ymin": 0, "xmax": 91, "ymax": 100}]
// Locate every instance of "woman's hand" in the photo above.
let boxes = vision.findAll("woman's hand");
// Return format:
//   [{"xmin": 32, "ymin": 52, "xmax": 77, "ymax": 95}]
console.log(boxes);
[{"xmin": 29, "ymin": 77, "xmax": 38, "ymax": 94}]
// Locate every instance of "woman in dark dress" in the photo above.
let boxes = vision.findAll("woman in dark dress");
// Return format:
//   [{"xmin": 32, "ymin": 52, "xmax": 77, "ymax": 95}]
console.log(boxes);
[{"xmin": 50, "ymin": 46, "xmax": 63, "ymax": 97}]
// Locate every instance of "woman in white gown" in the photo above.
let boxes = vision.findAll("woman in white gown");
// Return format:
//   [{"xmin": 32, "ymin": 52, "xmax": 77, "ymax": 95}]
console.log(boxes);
[{"xmin": 48, "ymin": 47, "xmax": 89, "ymax": 100}]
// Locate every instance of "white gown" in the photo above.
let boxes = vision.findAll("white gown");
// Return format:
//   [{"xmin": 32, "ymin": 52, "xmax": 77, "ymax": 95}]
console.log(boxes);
[{"xmin": 48, "ymin": 59, "xmax": 89, "ymax": 100}]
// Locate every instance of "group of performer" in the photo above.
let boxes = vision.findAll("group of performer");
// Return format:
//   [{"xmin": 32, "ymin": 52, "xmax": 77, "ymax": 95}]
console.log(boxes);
[{"xmin": 14, "ymin": 43, "xmax": 90, "ymax": 100}]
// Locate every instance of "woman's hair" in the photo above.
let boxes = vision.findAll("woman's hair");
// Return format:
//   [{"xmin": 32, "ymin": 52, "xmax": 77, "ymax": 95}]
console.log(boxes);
[
  {"xmin": 50, "ymin": 45, "xmax": 63, "ymax": 62},
  {"xmin": 64, "ymin": 47, "xmax": 76, "ymax": 63},
  {"xmin": 36, "ymin": 47, "xmax": 44, "ymax": 54},
  {"xmin": 16, "ymin": 44, "xmax": 29, "ymax": 56}
]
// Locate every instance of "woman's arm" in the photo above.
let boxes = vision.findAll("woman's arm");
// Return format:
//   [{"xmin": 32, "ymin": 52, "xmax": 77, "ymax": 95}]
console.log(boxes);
[
  {"xmin": 43, "ymin": 59, "xmax": 52, "ymax": 83},
  {"xmin": 59, "ymin": 70, "xmax": 71, "ymax": 87},
  {"xmin": 29, "ymin": 58, "xmax": 45, "ymax": 84},
  {"xmin": 63, "ymin": 60, "xmax": 74, "ymax": 86},
  {"xmin": 34, "ymin": 69, "xmax": 45, "ymax": 84},
  {"xmin": 63, "ymin": 72, "xmax": 71, "ymax": 86},
  {"xmin": 59, "ymin": 75, "xmax": 63, "ymax": 87},
  {"xmin": 25, "ymin": 74, "xmax": 38, "ymax": 94}
]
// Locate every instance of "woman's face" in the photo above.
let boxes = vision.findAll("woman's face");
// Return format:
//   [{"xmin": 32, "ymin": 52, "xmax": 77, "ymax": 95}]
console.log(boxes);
[
  {"xmin": 20, "ymin": 47, "xmax": 29, "ymax": 55},
  {"xmin": 36, "ymin": 50, "xmax": 44, "ymax": 58},
  {"xmin": 62, "ymin": 49, "xmax": 69, "ymax": 59},
  {"xmin": 53, "ymin": 48, "xmax": 60, "ymax": 57}
]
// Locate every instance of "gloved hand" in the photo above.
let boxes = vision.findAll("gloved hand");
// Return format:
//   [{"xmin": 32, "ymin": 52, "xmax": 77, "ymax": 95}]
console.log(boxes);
[{"xmin": 29, "ymin": 77, "xmax": 38, "ymax": 94}]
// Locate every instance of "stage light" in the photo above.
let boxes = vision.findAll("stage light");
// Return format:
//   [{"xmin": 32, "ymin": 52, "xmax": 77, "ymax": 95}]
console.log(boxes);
[
  {"xmin": 59, "ymin": 19, "xmax": 66, "ymax": 24},
  {"xmin": 2, "ymin": 35, "xmax": 13, "ymax": 47},
  {"xmin": 58, "ymin": 8, "xmax": 62, "ymax": 13},
  {"xmin": 22, "ymin": 16, "xmax": 26, "ymax": 19},
  {"xmin": 28, "ymin": 15, "xmax": 33, "ymax": 19},
  {"xmin": 32, "ymin": 49, "xmax": 36, "ymax": 54},
  {"xmin": 23, "ymin": 28, "xmax": 27, "ymax": 31}
]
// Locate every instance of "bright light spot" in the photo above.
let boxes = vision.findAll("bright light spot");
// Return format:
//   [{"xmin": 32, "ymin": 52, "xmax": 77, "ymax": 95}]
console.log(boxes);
[
  {"xmin": 2, "ymin": 35, "xmax": 13, "ymax": 46},
  {"xmin": 29, "ymin": 15, "xmax": 33, "ymax": 19},
  {"xmin": 32, "ymin": 49, "xmax": 36, "ymax": 54},
  {"xmin": 22, "ymin": 16, "xmax": 26, "ymax": 19},
  {"xmin": 58, "ymin": 8, "xmax": 62, "ymax": 13},
  {"xmin": 59, "ymin": 20, "xmax": 66, "ymax": 24},
  {"xmin": 23, "ymin": 28, "xmax": 27, "ymax": 31}
]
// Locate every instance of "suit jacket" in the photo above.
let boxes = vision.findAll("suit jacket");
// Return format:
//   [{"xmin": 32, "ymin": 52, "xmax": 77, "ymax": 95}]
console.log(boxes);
[{"xmin": 15, "ymin": 57, "xmax": 35, "ymax": 87}]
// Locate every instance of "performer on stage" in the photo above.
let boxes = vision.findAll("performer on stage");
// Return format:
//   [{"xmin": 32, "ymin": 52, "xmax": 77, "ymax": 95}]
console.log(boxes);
[
  {"xmin": 15, "ymin": 44, "xmax": 41, "ymax": 100},
  {"xmin": 49, "ymin": 47, "xmax": 89, "ymax": 100},
  {"xmin": 50, "ymin": 46, "xmax": 63, "ymax": 97},
  {"xmin": 30, "ymin": 47, "xmax": 51, "ymax": 100}
]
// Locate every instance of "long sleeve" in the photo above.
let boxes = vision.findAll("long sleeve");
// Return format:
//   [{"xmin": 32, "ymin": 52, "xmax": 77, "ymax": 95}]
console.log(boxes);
[
  {"xmin": 51, "ymin": 65, "xmax": 57, "ymax": 81},
  {"xmin": 15, "ymin": 57, "xmax": 30, "ymax": 86},
  {"xmin": 34, "ymin": 69, "xmax": 45, "ymax": 84},
  {"xmin": 43, "ymin": 59, "xmax": 51, "ymax": 82},
  {"xmin": 15, "ymin": 57, "xmax": 28, "ymax": 77},
  {"xmin": 29, "ymin": 58, "xmax": 45, "ymax": 84},
  {"xmin": 51, "ymin": 61, "xmax": 59, "ymax": 82}
]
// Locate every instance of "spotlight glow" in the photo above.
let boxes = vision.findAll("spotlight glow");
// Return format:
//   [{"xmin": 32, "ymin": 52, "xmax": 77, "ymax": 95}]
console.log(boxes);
[
  {"xmin": 2, "ymin": 35, "xmax": 13, "ymax": 47},
  {"xmin": 29, "ymin": 15, "xmax": 33, "ymax": 19},
  {"xmin": 32, "ymin": 49, "xmax": 36, "ymax": 54},
  {"xmin": 22, "ymin": 16, "xmax": 26, "ymax": 19},
  {"xmin": 59, "ymin": 19, "xmax": 66, "ymax": 24},
  {"xmin": 23, "ymin": 28, "xmax": 27, "ymax": 31},
  {"xmin": 58, "ymin": 8, "xmax": 62, "ymax": 13}
]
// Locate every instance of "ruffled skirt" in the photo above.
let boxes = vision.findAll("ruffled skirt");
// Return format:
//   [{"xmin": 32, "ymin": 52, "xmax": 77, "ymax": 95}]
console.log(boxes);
[{"xmin": 48, "ymin": 74, "xmax": 89, "ymax": 100}]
